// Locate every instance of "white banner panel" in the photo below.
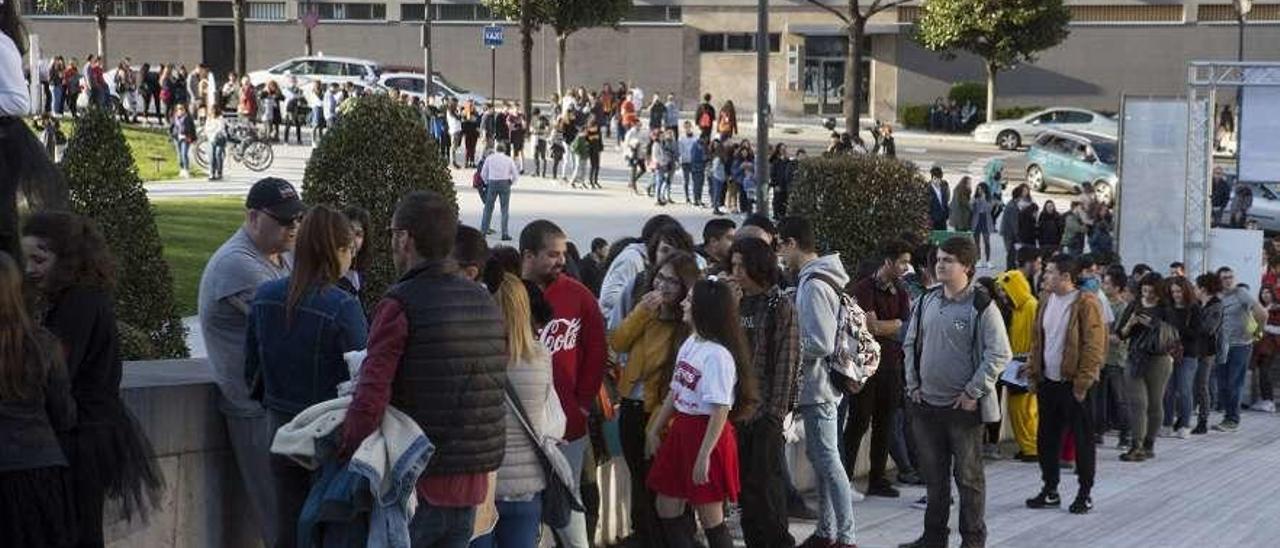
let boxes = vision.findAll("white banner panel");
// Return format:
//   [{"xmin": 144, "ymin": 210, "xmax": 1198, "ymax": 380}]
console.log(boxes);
[
  {"xmin": 1207, "ymin": 228, "xmax": 1264, "ymax": 292},
  {"xmin": 1118, "ymin": 97, "xmax": 1189, "ymax": 272},
  {"xmin": 1239, "ymin": 72, "xmax": 1280, "ymax": 182}
]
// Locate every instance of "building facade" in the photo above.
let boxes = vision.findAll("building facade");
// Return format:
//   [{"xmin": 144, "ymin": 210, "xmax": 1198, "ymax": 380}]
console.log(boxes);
[{"xmin": 21, "ymin": 0, "xmax": 1280, "ymax": 122}]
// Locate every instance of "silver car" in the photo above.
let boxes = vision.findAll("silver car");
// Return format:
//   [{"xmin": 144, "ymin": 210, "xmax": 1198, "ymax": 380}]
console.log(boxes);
[{"xmin": 973, "ymin": 107, "xmax": 1118, "ymax": 150}]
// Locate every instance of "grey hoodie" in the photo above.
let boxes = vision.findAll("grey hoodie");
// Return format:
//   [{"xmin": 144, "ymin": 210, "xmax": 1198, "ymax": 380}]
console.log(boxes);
[{"xmin": 794, "ymin": 254, "xmax": 850, "ymax": 406}]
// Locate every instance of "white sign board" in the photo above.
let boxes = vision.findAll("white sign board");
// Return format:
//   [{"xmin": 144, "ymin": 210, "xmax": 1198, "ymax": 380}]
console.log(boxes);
[
  {"xmin": 1238, "ymin": 68, "xmax": 1280, "ymax": 182},
  {"xmin": 1207, "ymin": 227, "xmax": 1264, "ymax": 292},
  {"xmin": 1118, "ymin": 97, "xmax": 1189, "ymax": 272}
]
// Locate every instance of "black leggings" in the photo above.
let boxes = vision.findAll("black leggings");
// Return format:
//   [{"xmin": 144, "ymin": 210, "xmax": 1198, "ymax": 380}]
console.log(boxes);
[{"xmin": 589, "ymin": 148, "xmax": 601, "ymax": 185}]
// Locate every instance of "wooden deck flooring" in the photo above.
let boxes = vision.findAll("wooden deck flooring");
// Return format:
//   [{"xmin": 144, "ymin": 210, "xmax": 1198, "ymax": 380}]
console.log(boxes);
[{"xmin": 783, "ymin": 410, "xmax": 1280, "ymax": 548}]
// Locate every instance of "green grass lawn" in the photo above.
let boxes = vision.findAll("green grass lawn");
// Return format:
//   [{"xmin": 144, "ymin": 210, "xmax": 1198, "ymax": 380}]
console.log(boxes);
[
  {"xmin": 153, "ymin": 197, "xmax": 245, "ymax": 316},
  {"xmin": 31, "ymin": 118, "xmax": 203, "ymax": 181}
]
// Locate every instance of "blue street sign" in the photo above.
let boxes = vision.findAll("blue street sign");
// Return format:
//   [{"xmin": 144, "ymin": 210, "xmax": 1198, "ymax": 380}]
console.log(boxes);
[{"xmin": 483, "ymin": 25, "xmax": 504, "ymax": 48}]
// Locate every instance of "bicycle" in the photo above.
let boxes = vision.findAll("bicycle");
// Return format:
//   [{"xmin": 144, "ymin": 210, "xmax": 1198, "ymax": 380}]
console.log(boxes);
[{"xmin": 194, "ymin": 119, "xmax": 274, "ymax": 172}]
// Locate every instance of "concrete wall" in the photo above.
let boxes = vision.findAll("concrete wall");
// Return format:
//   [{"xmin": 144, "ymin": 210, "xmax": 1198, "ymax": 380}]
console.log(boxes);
[
  {"xmin": 107, "ymin": 359, "xmax": 261, "ymax": 548},
  {"xmin": 894, "ymin": 23, "xmax": 1280, "ymax": 115}
]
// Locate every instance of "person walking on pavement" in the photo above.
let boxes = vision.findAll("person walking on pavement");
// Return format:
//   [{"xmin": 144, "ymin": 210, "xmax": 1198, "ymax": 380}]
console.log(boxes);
[
  {"xmin": 480, "ymin": 142, "xmax": 520, "ymax": 241},
  {"xmin": 900, "ymin": 236, "xmax": 1011, "ymax": 548},
  {"xmin": 928, "ymin": 166, "xmax": 951, "ymax": 232},
  {"xmin": 1024, "ymin": 255, "xmax": 1106, "ymax": 515},
  {"xmin": 778, "ymin": 216, "xmax": 858, "ymax": 548}
]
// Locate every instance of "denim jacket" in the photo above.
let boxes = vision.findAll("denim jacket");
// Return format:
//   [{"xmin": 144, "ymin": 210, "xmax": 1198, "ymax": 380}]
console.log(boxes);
[{"xmin": 245, "ymin": 279, "xmax": 369, "ymax": 417}]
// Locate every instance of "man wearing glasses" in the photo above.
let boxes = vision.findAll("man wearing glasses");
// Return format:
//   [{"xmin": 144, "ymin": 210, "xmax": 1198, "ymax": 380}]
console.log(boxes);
[{"xmin": 198, "ymin": 177, "xmax": 305, "ymax": 546}]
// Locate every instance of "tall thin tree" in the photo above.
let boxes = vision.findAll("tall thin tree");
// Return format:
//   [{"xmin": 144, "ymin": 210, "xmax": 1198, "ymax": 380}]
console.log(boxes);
[{"xmin": 805, "ymin": 0, "xmax": 911, "ymax": 135}]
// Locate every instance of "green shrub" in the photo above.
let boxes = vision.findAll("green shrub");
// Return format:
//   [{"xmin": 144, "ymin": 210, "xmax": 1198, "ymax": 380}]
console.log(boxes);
[
  {"xmin": 949, "ymin": 82, "xmax": 986, "ymax": 107},
  {"xmin": 899, "ymin": 104, "xmax": 930, "ymax": 129},
  {"xmin": 61, "ymin": 107, "xmax": 189, "ymax": 360},
  {"xmin": 995, "ymin": 106, "xmax": 1044, "ymax": 120},
  {"xmin": 788, "ymin": 155, "xmax": 930, "ymax": 271},
  {"xmin": 303, "ymin": 94, "xmax": 457, "ymax": 309}
]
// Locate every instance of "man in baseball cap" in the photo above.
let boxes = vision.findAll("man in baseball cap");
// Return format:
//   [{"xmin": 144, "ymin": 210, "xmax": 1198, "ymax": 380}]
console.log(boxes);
[{"xmin": 195, "ymin": 176, "xmax": 305, "ymax": 546}]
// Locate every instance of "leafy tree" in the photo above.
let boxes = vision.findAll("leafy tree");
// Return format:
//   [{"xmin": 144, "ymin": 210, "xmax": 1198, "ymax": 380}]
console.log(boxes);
[
  {"xmin": 805, "ymin": 0, "xmax": 911, "ymax": 136},
  {"xmin": 303, "ymin": 94, "xmax": 457, "ymax": 309},
  {"xmin": 915, "ymin": 0, "xmax": 1072, "ymax": 123},
  {"xmin": 788, "ymin": 154, "xmax": 929, "ymax": 271},
  {"xmin": 60, "ymin": 107, "xmax": 189, "ymax": 359},
  {"xmin": 486, "ymin": 0, "xmax": 632, "ymax": 95}
]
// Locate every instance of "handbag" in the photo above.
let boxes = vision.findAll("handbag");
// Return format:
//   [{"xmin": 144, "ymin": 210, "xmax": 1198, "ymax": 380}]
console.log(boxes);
[
  {"xmin": 503, "ymin": 381, "xmax": 584, "ymax": 529},
  {"xmin": 1136, "ymin": 321, "xmax": 1180, "ymax": 356}
]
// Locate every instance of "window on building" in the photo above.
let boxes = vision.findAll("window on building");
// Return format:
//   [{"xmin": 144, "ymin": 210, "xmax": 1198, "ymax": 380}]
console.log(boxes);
[
  {"xmin": 624, "ymin": 6, "xmax": 682, "ymax": 22},
  {"xmin": 402, "ymin": 4, "xmax": 425, "ymax": 21},
  {"xmin": 112, "ymin": 0, "xmax": 184, "ymax": 17},
  {"xmin": 699, "ymin": 33, "xmax": 782, "ymax": 53},
  {"xmin": 316, "ymin": 2, "xmax": 386, "ymax": 21},
  {"xmin": 197, "ymin": 1, "xmax": 285, "ymax": 20}
]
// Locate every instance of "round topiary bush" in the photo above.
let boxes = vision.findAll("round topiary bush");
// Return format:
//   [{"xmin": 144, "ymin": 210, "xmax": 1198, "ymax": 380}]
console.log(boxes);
[
  {"xmin": 60, "ymin": 106, "xmax": 189, "ymax": 360},
  {"xmin": 788, "ymin": 154, "xmax": 930, "ymax": 271},
  {"xmin": 303, "ymin": 94, "xmax": 457, "ymax": 308}
]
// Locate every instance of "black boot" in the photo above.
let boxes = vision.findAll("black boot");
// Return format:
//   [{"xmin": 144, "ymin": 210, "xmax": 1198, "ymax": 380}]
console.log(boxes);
[
  {"xmin": 703, "ymin": 524, "xmax": 733, "ymax": 548},
  {"xmin": 660, "ymin": 517, "xmax": 696, "ymax": 548}
]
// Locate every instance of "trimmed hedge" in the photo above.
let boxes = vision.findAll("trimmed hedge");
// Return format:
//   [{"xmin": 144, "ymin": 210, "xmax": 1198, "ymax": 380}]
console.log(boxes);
[
  {"xmin": 788, "ymin": 154, "xmax": 930, "ymax": 272},
  {"xmin": 303, "ymin": 94, "xmax": 457, "ymax": 309},
  {"xmin": 61, "ymin": 107, "xmax": 189, "ymax": 360},
  {"xmin": 899, "ymin": 104, "xmax": 930, "ymax": 129}
]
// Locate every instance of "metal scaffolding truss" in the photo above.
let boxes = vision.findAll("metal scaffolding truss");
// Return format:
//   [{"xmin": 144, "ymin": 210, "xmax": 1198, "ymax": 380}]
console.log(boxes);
[{"xmin": 1183, "ymin": 61, "xmax": 1280, "ymax": 275}]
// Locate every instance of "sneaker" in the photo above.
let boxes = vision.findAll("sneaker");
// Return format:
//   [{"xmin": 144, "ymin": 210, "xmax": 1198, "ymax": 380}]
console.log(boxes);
[
  {"xmin": 1175, "ymin": 427, "xmax": 1191, "ymax": 439},
  {"xmin": 983, "ymin": 443, "xmax": 1001, "ymax": 460},
  {"xmin": 1256, "ymin": 400, "xmax": 1276, "ymax": 413},
  {"xmin": 850, "ymin": 488, "xmax": 865, "ymax": 502},
  {"xmin": 1120, "ymin": 448, "xmax": 1147, "ymax": 462},
  {"xmin": 179, "ymin": 169, "xmax": 190, "ymax": 179},
  {"xmin": 1117, "ymin": 438, "xmax": 1132, "ymax": 451},
  {"xmin": 1158, "ymin": 426, "xmax": 1175, "ymax": 438},
  {"xmin": 911, "ymin": 495, "xmax": 929, "ymax": 510},
  {"xmin": 897, "ymin": 471, "xmax": 925, "ymax": 485},
  {"xmin": 1213, "ymin": 420, "xmax": 1239, "ymax": 432},
  {"xmin": 1025, "ymin": 490, "xmax": 1061, "ymax": 509},
  {"xmin": 1191, "ymin": 421, "xmax": 1209, "ymax": 435},
  {"xmin": 1069, "ymin": 495, "xmax": 1094, "ymax": 514},
  {"xmin": 867, "ymin": 482, "xmax": 901, "ymax": 498}
]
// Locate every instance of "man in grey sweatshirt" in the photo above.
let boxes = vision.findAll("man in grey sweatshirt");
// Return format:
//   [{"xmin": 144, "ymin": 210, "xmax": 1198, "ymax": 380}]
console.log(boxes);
[
  {"xmin": 779, "ymin": 216, "xmax": 857, "ymax": 548},
  {"xmin": 900, "ymin": 236, "xmax": 1011, "ymax": 548}
]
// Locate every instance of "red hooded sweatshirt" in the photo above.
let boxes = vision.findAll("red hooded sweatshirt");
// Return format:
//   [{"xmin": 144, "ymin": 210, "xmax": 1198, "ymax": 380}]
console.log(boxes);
[{"xmin": 539, "ymin": 274, "xmax": 608, "ymax": 441}]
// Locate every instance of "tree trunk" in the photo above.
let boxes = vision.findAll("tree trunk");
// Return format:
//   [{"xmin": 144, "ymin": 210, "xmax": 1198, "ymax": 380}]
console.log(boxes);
[
  {"xmin": 555, "ymin": 34, "xmax": 568, "ymax": 96},
  {"xmin": 233, "ymin": 0, "xmax": 247, "ymax": 76},
  {"xmin": 95, "ymin": 13, "xmax": 107, "ymax": 66},
  {"xmin": 844, "ymin": 18, "xmax": 867, "ymax": 136},
  {"xmin": 521, "ymin": 0, "xmax": 533, "ymax": 123},
  {"xmin": 305, "ymin": 28, "xmax": 313, "ymax": 56},
  {"xmin": 985, "ymin": 62, "xmax": 998, "ymax": 123}
]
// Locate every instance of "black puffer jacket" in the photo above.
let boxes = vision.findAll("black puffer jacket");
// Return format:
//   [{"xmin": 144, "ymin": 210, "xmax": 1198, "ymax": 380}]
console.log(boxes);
[{"xmin": 386, "ymin": 260, "xmax": 509, "ymax": 476}]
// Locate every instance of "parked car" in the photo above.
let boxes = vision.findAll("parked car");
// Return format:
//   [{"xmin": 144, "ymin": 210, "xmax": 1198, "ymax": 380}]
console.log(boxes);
[
  {"xmin": 1228, "ymin": 180, "xmax": 1280, "ymax": 233},
  {"xmin": 974, "ymin": 107, "xmax": 1117, "ymax": 150},
  {"xmin": 1025, "ymin": 129, "xmax": 1119, "ymax": 204},
  {"xmin": 248, "ymin": 55, "xmax": 382, "ymax": 89},
  {"xmin": 378, "ymin": 72, "xmax": 487, "ymax": 105}
]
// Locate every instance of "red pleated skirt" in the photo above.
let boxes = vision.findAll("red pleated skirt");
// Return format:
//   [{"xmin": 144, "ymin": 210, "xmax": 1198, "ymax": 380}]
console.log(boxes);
[{"xmin": 646, "ymin": 412, "xmax": 740, "ymax": 504}]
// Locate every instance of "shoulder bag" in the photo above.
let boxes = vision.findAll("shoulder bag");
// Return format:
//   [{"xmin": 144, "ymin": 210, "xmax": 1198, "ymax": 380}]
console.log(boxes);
[{"xmin": 503, "ymin": 381, "xmax": 585, "ymax": 529}]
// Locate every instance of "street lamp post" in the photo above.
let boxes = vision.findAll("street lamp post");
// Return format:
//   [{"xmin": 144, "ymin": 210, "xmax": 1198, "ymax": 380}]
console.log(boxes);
[
  {"xmin": 755, "ymin": 0, "xmax": 770, "ymax": 218},
  {"xmin": 423, "ymin": 1, "xmax": 433, "ymax": 98},
  {"xmin": 1234, "ymin": 0, "xmax": 1251, "ymax": 159}
]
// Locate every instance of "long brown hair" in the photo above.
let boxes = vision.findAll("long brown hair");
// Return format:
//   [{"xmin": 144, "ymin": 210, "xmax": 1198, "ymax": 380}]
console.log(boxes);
[
  {"xmin": 0, "ymin": 252, "xmax": 50, "ymax": 400},
  {"xmin": 22, "ymin": 211, "xmax": 116, "ymax": 298},
  {"xmin": 286, "ymin": 206, "xmax": 353, "ymax": 325},
  {"xmin": 652, "ymin": 252, "xmax": 700, "ymax": 391},
  {"xmin": 690, "ymin": 278, "xmax": 761, "ymax": 422}
]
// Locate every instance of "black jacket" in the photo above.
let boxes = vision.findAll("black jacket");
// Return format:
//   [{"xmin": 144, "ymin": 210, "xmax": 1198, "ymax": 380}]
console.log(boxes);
[
  {"xmin": 385, "ymin": 260, "xmax": 508, "ymax": 476},
  {"xmin": 1017, "ymin": 207, "xmax": 1040, "ymax": 246},
  {"xmin": 1037, "ymin": 211, "xmax": 1064, "ymax": 249},
  {"xmin": 0, "ymin": 329, "xmax": 76, "ymax": 472}
]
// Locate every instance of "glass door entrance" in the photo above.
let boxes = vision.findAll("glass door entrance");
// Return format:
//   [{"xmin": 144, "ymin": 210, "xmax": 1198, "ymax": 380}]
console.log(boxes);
[{"xmin": 804, "ymin": 58, "xmax": 845, "ymax": 115}]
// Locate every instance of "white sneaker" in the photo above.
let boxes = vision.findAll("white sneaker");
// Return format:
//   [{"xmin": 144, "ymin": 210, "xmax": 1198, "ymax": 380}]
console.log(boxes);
[
  {"xmin": 1158, "ymin": 425, "xmax": 1175, "ymax": 438},
  {"xmin": 851, "ymin": 487, "xmax": 865, "ymax": 502},
  {"xmin": 179, "ymin": 169, "xmax": 190, "ymax": 179},
  {"xmin": 1175, "ymin": 427, "xmax": 1191, "ymax": 439},
  {"xmin": 1256, "ymin": 400, "xmax": 1276, "ymax": 413}
]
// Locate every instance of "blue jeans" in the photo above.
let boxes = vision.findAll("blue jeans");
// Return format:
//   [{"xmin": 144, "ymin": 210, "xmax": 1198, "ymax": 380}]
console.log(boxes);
[
  {"xmin": 210, "ymin": 139, "xmax": 227, "ymax": 177},
  {"xmin": 1164, "ymin": 357, "xmax": 1198, "ymax": 429},
  {"xmin": 409, "ymin": 498, "xmax": 477, "ymax": 548},
  {"xmin": 470, "ymin": 493, "xmax": 542, "ymax": 548},
  {"xmin": 480, "ymin": 180, "xmax": 513, "ymax": 238},
  {"xmin": 655, "ymin": 168, "xmax": 673, "ymax": 203},
  {"xmin": 681, "ymin": 163, "xmax": 693, "ymax": 202},
  {"xmin": 710, "ymin": 176, "xmax": 725, "ymax": 209},
  {"xmin": 800, "ymin": 401, "xmax": 855, "ymax": 544},
  {"xmin": 175, "ymin": 139, "xmax": 190, "ymax": 171},
  {"xmin": 691, "ymin": 169, "xmax": 706, "ymax": 205},
  {"xmin": 1218, "ymin": 344, "xmax": 1251, "ymax": 423}
]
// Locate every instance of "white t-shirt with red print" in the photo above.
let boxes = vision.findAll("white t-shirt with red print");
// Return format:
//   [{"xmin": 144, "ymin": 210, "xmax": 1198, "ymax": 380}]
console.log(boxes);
[{"xmin": 670, "ymin": 336, "xmax": 737, "ymax": 416}]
